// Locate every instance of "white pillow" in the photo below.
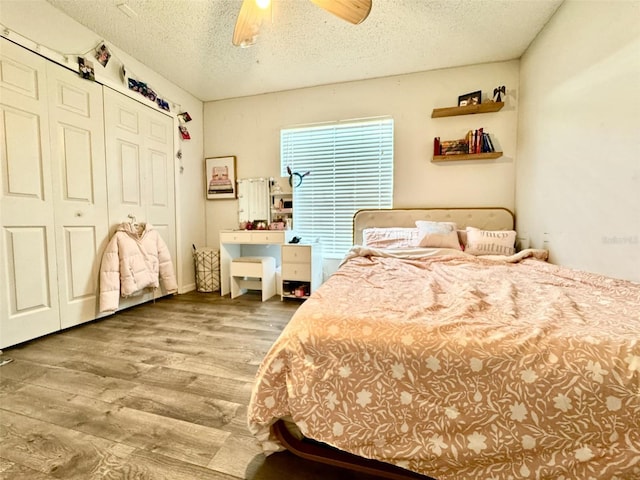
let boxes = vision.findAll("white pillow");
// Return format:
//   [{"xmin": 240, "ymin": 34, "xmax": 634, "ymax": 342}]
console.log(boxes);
[
  {"xmin": 415, "ymin": 220, "xmax": 457, "ymax": 232},
  {"xmin": 465, "ymin": 228, "xmax": 516, "ymax": 256},
  {"xmin": 414, "ymin": 221, "xmax": 462, "ymax": 250}
]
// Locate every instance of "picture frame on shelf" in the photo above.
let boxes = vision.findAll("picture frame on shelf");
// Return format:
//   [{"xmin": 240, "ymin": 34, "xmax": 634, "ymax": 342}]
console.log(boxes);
[
  {"xmin": 458, "ymin": 90, "xmax": 482, "ymax": 107},
  {"xmin": 205, "ymin": 156, "xmax": 237, "ymax": 200}
]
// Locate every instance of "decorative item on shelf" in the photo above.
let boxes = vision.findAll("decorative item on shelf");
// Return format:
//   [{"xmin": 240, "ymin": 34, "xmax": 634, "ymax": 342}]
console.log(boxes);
[
  {"xmin": 252, "ymin": 220, "xmax": 268, "ymax": 230},
  {"xmin": 270, "ymin": 179, "xmax": 282, "ymax": 194},
  {"xmin": 458, "ymin": 90, "xmax": 481, "ymax": 107},
  {"xmin": 269, "ymin": 221, "xmax": 285, "ymax": 230},
  {"xmin": 493, "ymin": 85, "xmax": 506, "ymax": 102}
]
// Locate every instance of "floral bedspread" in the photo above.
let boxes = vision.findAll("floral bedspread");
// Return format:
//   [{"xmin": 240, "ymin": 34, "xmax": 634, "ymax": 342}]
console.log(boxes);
[{"xmin": 248, "ymin": 248, "xmax": 640, "ymax": 479}]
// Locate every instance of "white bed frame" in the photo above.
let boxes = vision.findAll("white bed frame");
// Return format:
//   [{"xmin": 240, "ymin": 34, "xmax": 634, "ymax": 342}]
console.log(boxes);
[{"xmin": 353, "ymin": 207, "xmax": 514, "ymax": 245}]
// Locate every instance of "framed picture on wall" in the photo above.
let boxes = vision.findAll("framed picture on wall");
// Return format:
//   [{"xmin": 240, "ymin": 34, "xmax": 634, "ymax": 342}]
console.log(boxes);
[
  {"xmin": 458, "ymin": 90, "xmax": 482, "ymax": 107},
  {"xmin": 205, "ymin": 156, "xmax": 237, "ymax": 200}
]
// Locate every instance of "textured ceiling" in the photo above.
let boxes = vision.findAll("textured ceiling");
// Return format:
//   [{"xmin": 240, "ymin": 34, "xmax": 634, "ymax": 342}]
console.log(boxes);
[{"xmin": 45, "ymin": 0, "xmax": 563, "ymax": 102}]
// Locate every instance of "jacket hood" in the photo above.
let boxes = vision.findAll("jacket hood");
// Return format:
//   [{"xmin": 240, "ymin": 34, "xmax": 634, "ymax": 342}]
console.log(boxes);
[{"xmin": 116, "ymin": 221, "xmax": 154, "ymax": 239}]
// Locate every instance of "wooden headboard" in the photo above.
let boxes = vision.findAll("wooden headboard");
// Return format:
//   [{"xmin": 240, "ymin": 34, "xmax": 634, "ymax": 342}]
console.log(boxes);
[{"xmin": 353, "ymin": 207, "xmax": 515, "ymax": 245}]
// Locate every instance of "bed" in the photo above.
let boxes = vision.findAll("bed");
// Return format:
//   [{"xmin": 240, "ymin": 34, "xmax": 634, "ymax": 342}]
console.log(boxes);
[{"xmin": 248, "ymin": 208, "xmax": 640, "ymax": 479}]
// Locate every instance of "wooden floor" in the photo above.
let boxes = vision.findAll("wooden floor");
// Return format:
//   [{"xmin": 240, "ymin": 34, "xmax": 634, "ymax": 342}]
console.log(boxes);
[{"xmin": 0, "ymin": 291, "xmax": 383, "ymax": 479}]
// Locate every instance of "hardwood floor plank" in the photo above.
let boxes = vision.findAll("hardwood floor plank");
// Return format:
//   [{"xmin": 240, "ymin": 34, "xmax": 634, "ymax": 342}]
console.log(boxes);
[
  {"xmin": 115, "ymin": 383, "xmax": 241, "ymax": 429},
  {"xmin": 124, "ymin": 449, "xmax": 237, "ymax": 480},
  {"xmin": 1, "ymin": 383, "xmax": 229, "ymax": 467},
  {"xmin": 0, "ymin": 458, "xmax": 54, "ymax": 480},
  {"xmin": 207, "ymin": 432, "xmax": 265, "ymax": 478},
  {"xmin": 137, "ymin": 366, "xmax": 254, "ymax": 405},
  {"xmin": 7, "ymin": 343, "xmax": 155, "ymax": 381},
  {"xmin": 0, "ymin": 410, "xmax": 135, "ymax": 479},
  {"xmin": 0, "ymin": 358, "xmax": 137, "ymax": 403}
]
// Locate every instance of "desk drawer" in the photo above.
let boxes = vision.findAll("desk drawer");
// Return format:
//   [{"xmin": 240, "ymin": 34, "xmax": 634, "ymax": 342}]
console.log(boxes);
[
  {"xmin": 282, "ymin": 263, "xmax": 311, "ymax": 281},
  {"xmin": 220, "ymin": 231, "xmax": 285, "ymax": 244},
  {"xmin": 251, "ymin": 231, "xmax": 285, "ymax": 244},
  {"xmin": 220, "ymin": 231, "xmax": 251, "ymax": 243},
  {"xmin": 282, "ymin": 245, "xmax": 311, "ymax": 263}
]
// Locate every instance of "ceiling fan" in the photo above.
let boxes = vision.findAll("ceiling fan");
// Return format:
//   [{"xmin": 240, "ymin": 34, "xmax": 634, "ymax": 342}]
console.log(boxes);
[{"xmin": 233, "ymin": 0, "xmax": 372, "ymax": 47}]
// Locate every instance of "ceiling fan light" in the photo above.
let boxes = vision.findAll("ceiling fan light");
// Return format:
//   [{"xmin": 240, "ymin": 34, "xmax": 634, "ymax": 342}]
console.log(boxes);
[{"xmin": 255, "ymin": 0, "xmax": 270, "ymax": 9}]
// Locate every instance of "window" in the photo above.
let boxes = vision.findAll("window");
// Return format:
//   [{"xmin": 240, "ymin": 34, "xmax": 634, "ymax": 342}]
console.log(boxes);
[{"xmin": 281, "ymin": 117, "xmax": 394, "ymax": 257}]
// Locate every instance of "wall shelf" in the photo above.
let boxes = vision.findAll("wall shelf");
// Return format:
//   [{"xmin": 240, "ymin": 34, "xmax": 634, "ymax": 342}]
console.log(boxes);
[
  {"xmin": 432, "ymin": 152, "xmax": 503, "ymax": 162},
  {"xmin": 431, "ymin": 101, "xmax": 504, "ymax": 118}
]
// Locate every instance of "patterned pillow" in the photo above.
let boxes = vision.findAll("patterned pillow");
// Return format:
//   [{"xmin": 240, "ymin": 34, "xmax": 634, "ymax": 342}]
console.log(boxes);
[
  {"xmin": 414, "ymin": 221, "xmax": 462, "ymax": 250},
  {"xmin": 465, "ymin": 228, "xmax": 516, "ymax": 256},
  {"xmin": 362, "ymin": 228, "xmax": 419, "ymax": 248}
]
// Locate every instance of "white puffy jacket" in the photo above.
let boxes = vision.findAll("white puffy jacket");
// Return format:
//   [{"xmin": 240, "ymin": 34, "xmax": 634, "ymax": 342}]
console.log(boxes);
[{"xmin": 99, "ymin": 222, "xmax": 177, "ymax": 313}]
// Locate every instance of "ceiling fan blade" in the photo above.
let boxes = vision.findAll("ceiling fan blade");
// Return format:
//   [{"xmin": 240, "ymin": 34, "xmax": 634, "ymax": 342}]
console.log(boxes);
[
  {"xmin": 309, "ymin": 0, "xmax": 372, "ymax": 25},
  {"xmin": 233, "ymin": 0, "xmax": 269, "ymax": 47}
]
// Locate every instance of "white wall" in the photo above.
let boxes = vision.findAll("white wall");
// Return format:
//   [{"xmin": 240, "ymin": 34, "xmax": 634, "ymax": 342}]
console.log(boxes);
[
  {"xmin": 0, "ymin": 0, "xmax": 205, "ymax": 292},
  {"xmin": 204, "ymin": 61, "xmax": 520, "ymax": 248},
  {"xmin": 516, "ymin": 0, "xmax": 640, "ymax": 282}
]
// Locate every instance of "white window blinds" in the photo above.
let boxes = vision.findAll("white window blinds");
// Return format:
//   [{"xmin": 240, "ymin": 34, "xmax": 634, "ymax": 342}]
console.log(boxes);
[{"xmin": 281, "ymin": 117, "xmax": 394, "ymax": 257}]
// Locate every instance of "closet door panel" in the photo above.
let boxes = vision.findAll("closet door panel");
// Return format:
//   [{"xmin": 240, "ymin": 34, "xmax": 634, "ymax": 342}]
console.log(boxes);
[
  {"xmin": 4, "ymin": 108, "xmax": 44, "ymax": 197},
  {"xmin": 119, "ymin": 141, "xmax": 142, "ymax": 206},
  {"xmin": 0, "ymin": 39, "xmax": 60, "ymax": 348},
  {"xmin": 5, "ymin": 227, "xmax": 51, "ymax": 311},
  {"xmin": 104, "ymin": 88, "xmax": 145, "ymax": 227},
  {"xmin": 63, "ymin": 226, "xmax": 97, "ymax": 298},
  {"xmin": 46, "ymin": 62, "xmax": 108, "ymax": 328},
  {"xmin": 143, "ymin": 111, "xmax": 175, "ymax": 259},
  {"xmin": 150, "ymin": 149, "xmax": 169, "ymax": 207}
]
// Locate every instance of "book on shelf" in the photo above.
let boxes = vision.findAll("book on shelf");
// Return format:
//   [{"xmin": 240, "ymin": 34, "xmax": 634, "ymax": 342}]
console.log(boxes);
[
  {"xmin": 484, "ymin": 133, "xmax": 495, "ymax": 152},
  {"xmin": 436, "ymin": 129, "xmax": 497, "ymax": 157},
  {"xmin": 440, "ymin": 139, "xmax": 468, "ymax": 155}
]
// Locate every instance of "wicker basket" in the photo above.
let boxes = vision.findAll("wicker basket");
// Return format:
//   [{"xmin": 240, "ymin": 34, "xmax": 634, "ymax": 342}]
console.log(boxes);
[{"xmin": 192, "ymin": 246, "xmax": 220, "ymax": 292}]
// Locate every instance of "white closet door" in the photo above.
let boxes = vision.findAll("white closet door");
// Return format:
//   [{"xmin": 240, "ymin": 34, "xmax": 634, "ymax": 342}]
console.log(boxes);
[
  {"xmin": 103, "ymin": 88, "xmax": 176, "ymax": 307},
  {"xmin": 46, "ymin": 62, "xmax": 108, "ymax": 328},
  {"xmin": 0, "ymin": 39, "xmax": 60, "ymax": 348},
  {"xmin": 141, "ymin": 102, "xmax": 176, "ymax": 258}
]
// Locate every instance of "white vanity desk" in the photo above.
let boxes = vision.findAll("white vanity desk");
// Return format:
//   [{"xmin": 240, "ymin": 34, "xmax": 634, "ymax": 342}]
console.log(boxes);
[{"xmin": 219, "ymin": 230, "xmax": 296, "ymax": 296}]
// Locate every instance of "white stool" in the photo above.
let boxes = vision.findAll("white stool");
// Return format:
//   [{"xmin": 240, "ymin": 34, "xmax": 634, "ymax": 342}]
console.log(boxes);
[{"xmin": 230, "ymin": 256, "xmax": 276, "ymax": 301}]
